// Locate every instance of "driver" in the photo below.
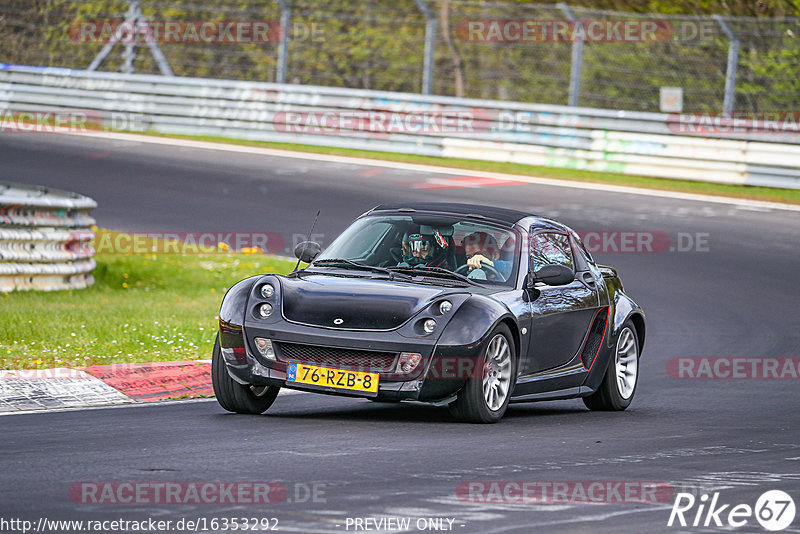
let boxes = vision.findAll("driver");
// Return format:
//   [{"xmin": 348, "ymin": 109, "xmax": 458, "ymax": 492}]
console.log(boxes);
[
  {"xmin": 398, "ymin": 230, "xmax": 451, "ymax": 270},
  {"xmin": 463, "ymin": 231, "xmax": 512, "ymax": 281}
]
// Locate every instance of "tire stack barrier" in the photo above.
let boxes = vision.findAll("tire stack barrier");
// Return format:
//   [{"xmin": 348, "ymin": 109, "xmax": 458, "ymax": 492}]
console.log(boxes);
[{"xmin": 0, "ymin": 182, "xmax": 96, "ymax": 291}]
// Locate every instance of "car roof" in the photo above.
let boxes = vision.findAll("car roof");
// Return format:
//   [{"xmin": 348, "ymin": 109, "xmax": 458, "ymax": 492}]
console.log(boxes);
[
  {"xmin": 369, "ymin": 202, "xmax": 566, "ymax": 231},
  {"xmin": 370, "ymin": 202, "xmax": 529, "ymax": 223}
]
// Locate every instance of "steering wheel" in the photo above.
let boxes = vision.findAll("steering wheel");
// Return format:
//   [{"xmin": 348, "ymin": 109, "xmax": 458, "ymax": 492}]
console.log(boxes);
[
  {"xmin": 455, "ymin": 262, "xmax": 504, "ymax": 281},
  {"xmin": 389, "ymin": 247, "xmax": 403, "ymax": 263}
]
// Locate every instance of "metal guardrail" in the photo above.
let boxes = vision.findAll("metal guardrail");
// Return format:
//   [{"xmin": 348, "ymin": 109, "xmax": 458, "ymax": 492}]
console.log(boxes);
[
  {"xmin": 0, "ymin": 182, "xmax": 96, "ymax": 292},
  {"xmin": 1, "ymin": 64, "xmax": 799, "ymax": 189}
]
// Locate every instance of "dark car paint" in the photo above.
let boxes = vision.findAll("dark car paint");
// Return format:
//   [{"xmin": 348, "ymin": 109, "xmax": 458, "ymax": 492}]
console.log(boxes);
[
  {"xmin": 217, "ymin": 204, "xmax": 645, "ymax": 405},
  {"xmin": 525, "ymin": 282, "xmax": 599, "ymax": 375},
  {"xmin": 280, "ymin": 275, "xmax": 449, "ymax": 330}
]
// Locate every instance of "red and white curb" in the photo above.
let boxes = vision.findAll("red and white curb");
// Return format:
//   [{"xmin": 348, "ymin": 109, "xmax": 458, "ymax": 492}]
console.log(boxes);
[{"xmin": 0, "ymin": 360, "xmax": 213, "ymax": 413}]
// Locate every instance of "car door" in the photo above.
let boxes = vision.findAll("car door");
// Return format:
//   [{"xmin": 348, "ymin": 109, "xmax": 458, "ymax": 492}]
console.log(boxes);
[{"xmin": 523, "ymin": 230, "xmax": 600, "ymax": 375}]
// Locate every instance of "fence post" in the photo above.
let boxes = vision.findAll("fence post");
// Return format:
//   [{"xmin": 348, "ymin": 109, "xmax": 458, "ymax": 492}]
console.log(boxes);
[
  {"xmin": 414, "ymin": 0, "xmax": 437, "ymax": 95},
  {"xmin": 713, "ymin": 15, "xmax": 739, "ymax": 115},
  {"xmin": 276, "ymin": 0, "xmax": 292, "ymax": 84},
  {"xmin": 557, "ymin": 3, "xmax": 583, "ymax": 107},
  {"xmin": 121, "ymin": 1, "xmax": 138, "ymax": 73}
]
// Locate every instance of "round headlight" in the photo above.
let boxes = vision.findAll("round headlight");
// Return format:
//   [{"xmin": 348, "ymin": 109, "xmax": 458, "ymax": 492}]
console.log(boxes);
[
  {"xmin": 258, "ymin": 303, "xmax": 273, "ymax": 318},
  {"xmin": 439, "ymin": 300, "xmax": 452, "ymax": 314},
  {"xmin": 260, "ymin": 284, "xmax": 275, "ymax": 298},
  {"xmin": 423, "ymin": 318, "xmax": 437, "ymax": 334}
]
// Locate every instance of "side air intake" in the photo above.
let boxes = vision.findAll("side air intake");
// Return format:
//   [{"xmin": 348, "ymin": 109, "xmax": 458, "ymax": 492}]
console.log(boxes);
[{"xmin": 580, "ymin": 308, "xmax": 609, "ymax": 370}]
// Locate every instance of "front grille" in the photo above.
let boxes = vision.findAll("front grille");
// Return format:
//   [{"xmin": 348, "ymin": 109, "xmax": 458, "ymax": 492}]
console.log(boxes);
[{"xmin": 275, "ymin": 342, "xmax": 398, "ymax": 373}]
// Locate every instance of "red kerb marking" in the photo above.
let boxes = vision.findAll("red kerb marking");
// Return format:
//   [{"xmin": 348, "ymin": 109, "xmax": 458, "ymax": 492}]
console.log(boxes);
[{"xmin": 82, "ymin": 361, "xmax": 212, "ymax": 401}]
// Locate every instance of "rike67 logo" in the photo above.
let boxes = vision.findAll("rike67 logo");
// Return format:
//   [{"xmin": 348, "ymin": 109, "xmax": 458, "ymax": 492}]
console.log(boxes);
[{"xmin": 668, "ymin": 490, "xmax": 796, "ymax": 531}]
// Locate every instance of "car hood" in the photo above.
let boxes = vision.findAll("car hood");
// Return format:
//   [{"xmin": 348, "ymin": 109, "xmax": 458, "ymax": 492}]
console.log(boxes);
[{"xmin": 279, "ymin": 274, "xmax": 450, "ymax": 330}]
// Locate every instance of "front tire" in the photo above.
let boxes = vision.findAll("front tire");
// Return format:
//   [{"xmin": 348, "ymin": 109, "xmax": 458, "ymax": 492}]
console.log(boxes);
[
  {"xmin": 449, "ymin": 324, "xmax": 516, "ymax": 423},
  {"xmin": 583, "ymin": 321, "xmax": 639, "ymax": 411},
  {"xmin": 212, "ymin": 335, "xmax": 279, "ymax": 414}
]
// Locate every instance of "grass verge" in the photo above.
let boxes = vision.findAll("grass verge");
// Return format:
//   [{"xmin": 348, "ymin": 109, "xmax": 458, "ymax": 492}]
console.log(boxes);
[
  {"xmin": 146, "ymin": 132, "xmax": 800, "ymax": 205},
  {"xmin": 0, "ymin": 230, "xmax": 295, "ymax": 370}
]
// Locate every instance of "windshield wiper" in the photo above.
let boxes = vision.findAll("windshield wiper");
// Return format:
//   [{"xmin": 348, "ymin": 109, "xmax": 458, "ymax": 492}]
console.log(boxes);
[
  {"xmin": 388, "ymin": 265, "xmax": 480, "ymax": 286},
  {"xmin": 312, "ymin": 258, "xmax": 412, "ymax": 281}
]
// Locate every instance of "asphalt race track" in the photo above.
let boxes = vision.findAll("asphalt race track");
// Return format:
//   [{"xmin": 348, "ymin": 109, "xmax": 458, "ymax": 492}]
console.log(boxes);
[{"xmin": 2, "ymin": 133, "xmax": 799, "ymax": 533}]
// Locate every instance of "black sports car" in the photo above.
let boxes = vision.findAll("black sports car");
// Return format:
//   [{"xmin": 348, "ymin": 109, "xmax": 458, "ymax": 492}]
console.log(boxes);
[{"xmin": 212, "ymin": 202, "xmax": 645, "ymax": 423}]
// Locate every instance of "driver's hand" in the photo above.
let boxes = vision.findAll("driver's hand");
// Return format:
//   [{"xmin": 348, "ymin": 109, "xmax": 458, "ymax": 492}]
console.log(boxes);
[{"xmin": 467, "ymin": 254, "xmax": 494, "ymax": 270}]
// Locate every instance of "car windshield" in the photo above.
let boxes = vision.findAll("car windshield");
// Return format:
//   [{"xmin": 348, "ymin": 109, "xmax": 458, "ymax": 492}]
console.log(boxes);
[{"xmin": 313, "ymin": 214, "xmax": 520, "ymax": 286}]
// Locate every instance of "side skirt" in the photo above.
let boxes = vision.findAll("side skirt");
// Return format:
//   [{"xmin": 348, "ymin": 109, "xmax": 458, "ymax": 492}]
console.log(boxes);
[{"xmin": 509, "ymin": 385, "xmax": 594, "ymax": 403}]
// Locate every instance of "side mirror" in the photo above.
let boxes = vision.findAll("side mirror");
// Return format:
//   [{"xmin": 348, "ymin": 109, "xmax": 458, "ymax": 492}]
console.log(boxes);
[
  {"xmin": 294, "ymin": 241, "xmax": 321, "ymax": 263},
  {"xmin": 532, "ymin": 264, "xmax": 575, "ymax": 286}
]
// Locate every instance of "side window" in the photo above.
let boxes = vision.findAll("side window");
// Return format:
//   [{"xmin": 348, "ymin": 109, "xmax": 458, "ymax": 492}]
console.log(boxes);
[
  {"xmin": 570, "ymin": 229, "xmax": 602, "ymax": 278},
  {"xmin": 530, "ymin": 232, "xmax": 575, "ymax": 272}
]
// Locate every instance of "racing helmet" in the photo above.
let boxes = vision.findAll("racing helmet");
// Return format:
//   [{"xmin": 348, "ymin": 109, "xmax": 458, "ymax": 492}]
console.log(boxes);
[{"xmin": 402, "ymin": 228, "xmax": 449, "ymax": 266}]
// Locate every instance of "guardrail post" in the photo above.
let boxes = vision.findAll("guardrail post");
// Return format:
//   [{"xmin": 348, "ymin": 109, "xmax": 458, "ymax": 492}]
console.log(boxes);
[
  {"xmin": 712, "ymin": 15, "xmax": 739, "ymax": 115},
  {"xmin": 121, "ymin": 1, "xmax": 138, "ymax": 75},
  {"xmin": 87, "ymin": 0, "xmax": 173, "ymax": 76},
  {"xmin": 557, "ymin": 4, "xmax": 583, "ymax": 107},
  {"xmin": 414, "ymin": 0, "xmax": 437, "ymax": 95},
  {"xmin": 276, "ymin": 0, "xmax": 292, "ymax": 84}
]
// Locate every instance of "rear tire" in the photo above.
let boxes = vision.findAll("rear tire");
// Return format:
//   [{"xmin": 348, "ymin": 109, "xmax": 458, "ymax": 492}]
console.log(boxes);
[
  {"xmin": 449, "ymin": 324, "xmax": 516, "ymax": 423},
  {"xmin": 583, "ymin": 321, "xmax": 639, "ymax": 411},
  {"xmin": 212, "ymin": 335, "xmax": 279, "ymax": 414}
]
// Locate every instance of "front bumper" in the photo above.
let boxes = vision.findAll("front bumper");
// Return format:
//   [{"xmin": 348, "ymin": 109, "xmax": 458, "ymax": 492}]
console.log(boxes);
[{"xmin": 220, "ymin": 322, "xmax": 482, "ymax": 402}]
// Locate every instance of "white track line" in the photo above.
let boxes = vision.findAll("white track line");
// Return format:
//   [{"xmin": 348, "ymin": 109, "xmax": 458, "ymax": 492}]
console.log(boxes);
[
  {"xmin": 68, "ymin": 130, "xmax": 800, "ymax": 212},
  {"xmin": 0, "ymin": 388, "xmax": 306, "ymax": 417}
]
